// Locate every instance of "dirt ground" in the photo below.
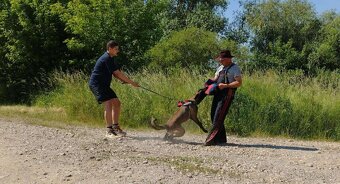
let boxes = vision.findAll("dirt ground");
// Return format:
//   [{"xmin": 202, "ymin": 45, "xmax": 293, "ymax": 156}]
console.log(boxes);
[{"xmin": 0, "ymin": 118, "xmax": 339, "ymax": 184}]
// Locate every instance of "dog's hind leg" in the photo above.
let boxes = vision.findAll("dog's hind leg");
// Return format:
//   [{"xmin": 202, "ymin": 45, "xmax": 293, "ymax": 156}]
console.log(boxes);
[
  {"xmin": 163, "ymin": 126, "xmax": 185, "ymax": 141},
  {"xmin": 172, "ymin": 126, "xmax": 185, "ymax": 137}
]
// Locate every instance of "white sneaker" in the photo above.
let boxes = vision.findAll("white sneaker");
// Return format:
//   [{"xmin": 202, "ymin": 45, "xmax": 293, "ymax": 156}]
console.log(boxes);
[
  {"xmin": 106, "ymin": 128, "xmax": 118, "ymax": 138},
  {"xmin": 113, "ymin": 124, "xmax": 127, "ymax": 137}
]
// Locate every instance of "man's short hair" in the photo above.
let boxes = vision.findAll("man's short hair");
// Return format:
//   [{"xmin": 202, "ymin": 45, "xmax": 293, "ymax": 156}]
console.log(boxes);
[{"xmin": 107, "ymin": 40, "xmax": 119, "ymax": 50}]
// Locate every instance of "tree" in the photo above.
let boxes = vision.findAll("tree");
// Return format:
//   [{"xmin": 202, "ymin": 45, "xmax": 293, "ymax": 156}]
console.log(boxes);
[
  {"xmin": 238, "ymin": 0, "xmax": 323, "ymax": 71},
  {"xmin": 51, "ymin": 0, "xmax": 168, "ymax": 70},
  {"xmin": 51, "ymin": 0, "xmax": 232, "ymax": 69},
  {"xmin": 307, "ymin": 11, "xmax": 340, "ymax": 71},
  {"xmin": 0, "ymin": 0, "xmax": 10, "ymax": 102},
  {"xmin": 159, "ymin": 0, "xmax": 229, "ymax": 36},
  {"xmin": 146, "ymin": 27, "xmax": 239, "ymax": 69},
  {"xmin": 0, "ymin": 0, "xmax": 69, "ymax": 103},
  {"xmin": 0, "ymin": 0, "xmax": 168, "ymax": 103}
]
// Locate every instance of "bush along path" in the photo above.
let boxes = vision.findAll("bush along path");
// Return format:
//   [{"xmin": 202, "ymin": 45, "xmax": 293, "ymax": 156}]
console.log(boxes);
[{"xmin": 0, "ymin": 118, "xmax": 339, "ymax": 183}]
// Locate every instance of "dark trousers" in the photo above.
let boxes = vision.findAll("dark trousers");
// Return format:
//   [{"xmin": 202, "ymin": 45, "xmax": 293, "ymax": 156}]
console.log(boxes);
[{"xmin": 205, "ymin": 89, "xmax": 235, "ymax": 144}]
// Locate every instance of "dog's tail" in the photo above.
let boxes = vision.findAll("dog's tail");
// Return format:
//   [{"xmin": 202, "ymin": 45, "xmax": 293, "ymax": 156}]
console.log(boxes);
[{"xmin": 150, "ymin": 117, "xmax": 167, "ymax": 130}]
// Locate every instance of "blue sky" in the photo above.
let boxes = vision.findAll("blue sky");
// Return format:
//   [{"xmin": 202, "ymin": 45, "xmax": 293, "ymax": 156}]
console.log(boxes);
[{"xmin": 224, "ymin": 0, "xmax": 340, "ymax": 21}]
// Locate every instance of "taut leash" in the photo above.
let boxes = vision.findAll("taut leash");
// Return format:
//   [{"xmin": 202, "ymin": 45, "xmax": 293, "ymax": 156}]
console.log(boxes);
[{"xmin": 140, "ymin": 86, "xmax": 177, "ymax": 101}]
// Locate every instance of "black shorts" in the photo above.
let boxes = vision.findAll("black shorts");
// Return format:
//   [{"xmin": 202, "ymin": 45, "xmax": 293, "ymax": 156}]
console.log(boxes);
[{"xmin": 89, "ymin": 85, "xmax": 118, "ymax": 104}]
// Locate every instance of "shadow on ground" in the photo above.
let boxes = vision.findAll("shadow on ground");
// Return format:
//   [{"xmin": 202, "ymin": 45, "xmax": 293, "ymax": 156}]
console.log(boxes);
[
  {"xmin": 128, "ymin": 135, "xmax": 318, "ymax": 151},
  {"xmin": 226, "ymin": 143, "xmax": 318, "ymax": 151}
]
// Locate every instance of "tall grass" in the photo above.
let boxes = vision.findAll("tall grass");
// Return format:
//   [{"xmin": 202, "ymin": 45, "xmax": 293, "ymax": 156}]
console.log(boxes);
[
  {"xmin": 34, "ymin": 68, "xmax": 340, "ymax": 140},
  {"xmin": 227, "ymin": 69, "xmax": 340, "ymax": 140}
]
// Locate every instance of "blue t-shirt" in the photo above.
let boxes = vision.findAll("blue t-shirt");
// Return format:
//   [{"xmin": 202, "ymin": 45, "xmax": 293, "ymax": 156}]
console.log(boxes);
[{"xmin": 89, "ymin": 52, "xmax": 120, "ymax": 88}]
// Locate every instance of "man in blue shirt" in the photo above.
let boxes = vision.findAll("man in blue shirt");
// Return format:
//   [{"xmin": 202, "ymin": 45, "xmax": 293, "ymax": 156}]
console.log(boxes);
[{"xmin": 89, "ymin": 40, "xmax": 140, "ymax": 138}]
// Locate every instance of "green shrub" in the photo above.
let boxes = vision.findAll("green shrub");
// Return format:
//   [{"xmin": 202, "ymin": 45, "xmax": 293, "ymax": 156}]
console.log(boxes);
[{"xmin": 227, "ymin": 91, "xmax": 258, "ymax": 136}]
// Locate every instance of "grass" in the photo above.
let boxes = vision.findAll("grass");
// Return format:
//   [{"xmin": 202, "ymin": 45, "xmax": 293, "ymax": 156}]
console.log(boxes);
[
  {"xmin": 0, "ymin": 105, "xmax": 98, "ymax": 129},
  {"xmin": 4, "ymin": 67, "xmax": 338, "ymax": 141}
]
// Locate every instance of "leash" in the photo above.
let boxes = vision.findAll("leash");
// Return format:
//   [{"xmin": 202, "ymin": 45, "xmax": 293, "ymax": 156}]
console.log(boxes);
[
  {"xmin": 120, "ymin": 82, "xmax": 177, "ymax": 101},
  {"xmin": 140, "ymin": 86, "xmax": 177, "ymax": 101}
]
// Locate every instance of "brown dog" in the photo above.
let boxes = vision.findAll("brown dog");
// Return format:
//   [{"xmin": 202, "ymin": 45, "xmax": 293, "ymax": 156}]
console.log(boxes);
[{"xmin": 150, "ymin": 100, "xmax": 208, "ymax": 140}]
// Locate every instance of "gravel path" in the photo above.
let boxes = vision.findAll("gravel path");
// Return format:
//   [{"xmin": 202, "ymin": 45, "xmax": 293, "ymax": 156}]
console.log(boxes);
[{"xmin": 0, "ymin": 118, "xmax": 339, "ymax": 184}]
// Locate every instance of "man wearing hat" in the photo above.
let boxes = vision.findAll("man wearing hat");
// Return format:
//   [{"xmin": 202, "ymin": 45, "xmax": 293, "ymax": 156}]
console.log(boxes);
[{"xmin": 192, "ymin": 50, "xmax": 242, "ymax": 146}]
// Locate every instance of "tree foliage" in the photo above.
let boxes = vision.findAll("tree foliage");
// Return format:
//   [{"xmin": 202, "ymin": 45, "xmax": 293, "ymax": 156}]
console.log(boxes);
[
  {"xmin": 0, "ymin": 0, "xmax": 230, "ymax": 103},
  {"xmin": 0, "ymin": 0, "xmax": 168, "ymax": 103},
  {"xmin": 245, "ymin": 0, "xmax": 319, "ymax": 51},
  {"xmin": 0, "ymin": 0, "xmax": 339, "ymax": 103},
  {"xmin": 237, "ymin": 0, "xmax": 339, "ymax": 72},
  {"xmin": 308, "ymin": 11, "xmax": 340, "ymax": 71},
  {"xmin": 51, "ymin": 0, "xmax": 168, "ymax": 70},
  {"xmin": 0, "ymin": 0, "xmax": 69, "ymax": 103},
  {"xmin": 159, "ymin": 0, "xmax": 229, "ymax": 35},
  {"xmin": 146, "ymin": 27, "xmax": 239, "ymax": 69}
]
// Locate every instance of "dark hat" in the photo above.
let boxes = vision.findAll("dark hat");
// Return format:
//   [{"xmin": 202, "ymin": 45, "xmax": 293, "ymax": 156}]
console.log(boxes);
[{"xmin": 215, "ymin": 50, "xmax": 234, "ymax": 60}]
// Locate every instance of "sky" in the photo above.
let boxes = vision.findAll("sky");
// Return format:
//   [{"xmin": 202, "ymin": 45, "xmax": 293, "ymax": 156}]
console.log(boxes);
[{"xmin": 224, "ymin": 0, "xmax": 340, "ymax": 22}]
